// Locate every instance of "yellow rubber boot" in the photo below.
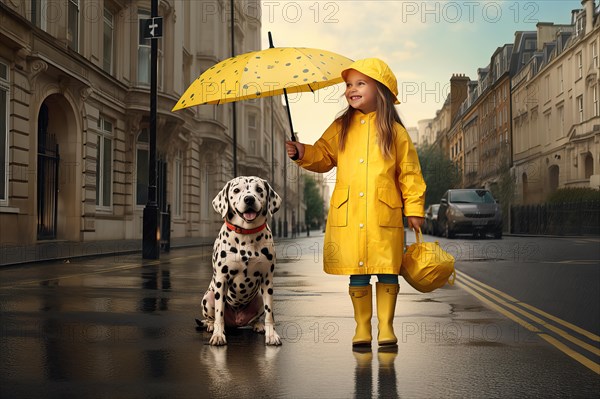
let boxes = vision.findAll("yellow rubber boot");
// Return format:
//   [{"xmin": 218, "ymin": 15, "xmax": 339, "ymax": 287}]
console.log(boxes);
[
  {"xmin": 349, "ymin": 285, "xmax": 372, "ymax": 346},
  {"xmin": 376, "ymin": 283, "xmax": 399, "ymax": 346}
]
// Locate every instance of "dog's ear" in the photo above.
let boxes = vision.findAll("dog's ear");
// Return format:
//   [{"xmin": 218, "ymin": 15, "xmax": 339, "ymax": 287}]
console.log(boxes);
[
  {"xmin": 212, "ymin": 181, "xmax": 230, "ymax": 218},
  {"xmin": 263, "ymin": 179, "xmax": 282, "ymax": 216}
]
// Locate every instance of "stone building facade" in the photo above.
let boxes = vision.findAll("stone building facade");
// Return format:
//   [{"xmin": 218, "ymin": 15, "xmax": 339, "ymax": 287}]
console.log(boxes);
[{"xmin": 0, "ymin": 0, "xmax": 305, "ymax": 246}]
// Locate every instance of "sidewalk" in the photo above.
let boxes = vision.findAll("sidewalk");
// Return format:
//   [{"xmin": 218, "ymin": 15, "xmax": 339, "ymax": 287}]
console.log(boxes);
[
  {"xmin": 0, "ymin": 236, "xmax": 209, "ymax": 267},
  {"xmin": 0, "ymin": 232, "xmax": 314, "ymax": 267}
]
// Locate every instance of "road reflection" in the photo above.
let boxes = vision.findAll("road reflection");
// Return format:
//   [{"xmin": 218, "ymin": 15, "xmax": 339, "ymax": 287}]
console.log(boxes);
[{"xmin": 353, "ymin": 347, "xmax": 399, "ymax": 398}]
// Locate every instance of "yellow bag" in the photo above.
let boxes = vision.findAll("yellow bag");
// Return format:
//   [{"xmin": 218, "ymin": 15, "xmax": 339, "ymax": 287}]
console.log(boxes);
[{"xmin": 401, "ymin": 231, "xmax": 456, "ymax": 293}]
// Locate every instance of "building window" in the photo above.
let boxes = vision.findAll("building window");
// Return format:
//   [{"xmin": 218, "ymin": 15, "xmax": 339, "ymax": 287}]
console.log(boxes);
[
  {"xmin": 557, "ymin": 105, "xmax": 564, "ymax": 138},
  {"xmin": 31, "ymin": 0, "xmax": 47, "ymax": 30},
  {"xmin": 0, "ymin": 61, "xmax": 8, "ymax": 203},
  {"xmin": 137, "ymin": 10, "xmax": 163, "ymax": 87},
  {"xmin": 592, "ymin": 41, "xmax": 598, "ymax": 68},
  {"xmin": 96, "ymin": 117, "xmax": 113, "ymax": 208},
  {"xmin": 103, "ymin": 8, "xmax": 114, "ymax": 74},
  {"xmin": 137, "ymin": 10, "xmax": 151, "ymax": 85},
  {"xmin": 594, "ymin": 85, "xmax": 599, "ymax": 117},
  {"xmin": 136, "ymin": 129, "xmax": 149, "ymax": 206},
  {"xmin": 577, "ymin": 95, "xmax": 584, "ymax": 122},
  {"xmin": 577, "ymin": 52, "xmax": 583, "ymax": 79},
  {"xmin": 68, "ymin": 0, "xmax": 80, "ymax": 51},
  {"xmin": 174, "ymin": 150, "xmax": 183, "ymax": 217},
  {"xmin": 558, "ymin": 65, "xmax": 564, "ymax": 93}
]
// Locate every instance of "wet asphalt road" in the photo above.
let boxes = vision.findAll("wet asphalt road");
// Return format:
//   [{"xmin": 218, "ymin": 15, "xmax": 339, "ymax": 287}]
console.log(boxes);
[{"xmin": 0, "ymin": 232, "xmax": 599, "ymax": 398}]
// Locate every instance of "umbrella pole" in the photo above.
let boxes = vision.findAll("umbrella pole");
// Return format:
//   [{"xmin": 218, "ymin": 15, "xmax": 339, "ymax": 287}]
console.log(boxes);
[
  {"xmin": 269, "ymin": 31, "xmax": 296, "ymax": 142},
  {"xmin": 283, "ymin": 89, "xmax": 297, "ymax": 142}
]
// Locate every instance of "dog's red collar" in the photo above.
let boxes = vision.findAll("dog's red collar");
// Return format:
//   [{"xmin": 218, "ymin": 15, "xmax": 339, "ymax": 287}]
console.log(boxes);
[{"xmin": 225, "ymin": 221, "xmax": 267, "ymax": 235}]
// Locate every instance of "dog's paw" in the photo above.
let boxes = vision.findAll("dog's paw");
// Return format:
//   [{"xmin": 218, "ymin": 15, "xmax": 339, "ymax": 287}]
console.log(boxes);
[
  {"xmin": 206, "ymin": 322, "xmax": 215, "ymax": 333},
  {"xmin": 209, "ymin": 332, "xmax": 227, "ymax": 346},
  {"xmin": 252, "ymin": 321, "xmax": 265, "ymax": 333},
  {"xmin": 264, "ymin": 325, "xmax": 282, "ymax": 346}
]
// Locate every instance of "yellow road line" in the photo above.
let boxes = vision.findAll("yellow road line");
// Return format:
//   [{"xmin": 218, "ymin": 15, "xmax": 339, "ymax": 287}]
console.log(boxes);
[
  {"xmin": 456, "ymin": 277, "xmax": 600, "ymax": 375},
  {"xmin": 458, "ymin": 270, "xmax": 600, "ymax": 343},
  {"xmin": 459, "ymin": 271, "xmax": 600, "ymax": 347}
]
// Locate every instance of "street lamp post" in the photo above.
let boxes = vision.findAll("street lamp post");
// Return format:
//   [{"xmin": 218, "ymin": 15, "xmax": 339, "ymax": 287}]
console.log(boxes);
[{"xmin": 142, "ymin": 0, "xmax": 160, "ymax": 259}]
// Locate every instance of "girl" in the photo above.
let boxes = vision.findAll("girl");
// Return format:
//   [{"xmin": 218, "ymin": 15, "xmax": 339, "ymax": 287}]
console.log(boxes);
[{"xmin": 286, "ymin": 58, "xmax": 426, "ymax": 347}]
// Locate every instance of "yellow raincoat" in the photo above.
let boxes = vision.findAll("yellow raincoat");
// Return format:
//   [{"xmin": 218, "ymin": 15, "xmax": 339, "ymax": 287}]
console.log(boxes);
[{"xmin": 296, "ymin": 112, "xmax": 426, "ymax": 275}]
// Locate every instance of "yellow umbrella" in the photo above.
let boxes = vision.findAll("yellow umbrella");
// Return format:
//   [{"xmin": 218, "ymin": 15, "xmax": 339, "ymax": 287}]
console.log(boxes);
[{"xmin": 172, "ymin": 33, "xmax": 353, "ymax": 141}]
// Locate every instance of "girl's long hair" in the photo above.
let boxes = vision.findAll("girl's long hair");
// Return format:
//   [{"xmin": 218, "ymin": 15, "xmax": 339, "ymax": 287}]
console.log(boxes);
[{"xmin": 336, "ymin": 81, "xmax": 404, "ymax": 158}]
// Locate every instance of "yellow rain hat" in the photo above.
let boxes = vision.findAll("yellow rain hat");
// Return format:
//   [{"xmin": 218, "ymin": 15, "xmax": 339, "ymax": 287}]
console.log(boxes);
[{"xmin": 341, "ymin": 58, "xmax": 400, "ymax": 104}]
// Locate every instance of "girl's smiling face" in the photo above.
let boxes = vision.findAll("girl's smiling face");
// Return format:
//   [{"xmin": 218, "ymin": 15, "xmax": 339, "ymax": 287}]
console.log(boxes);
[{"xmin": 344, "ymin": 69, "xmax": 378, "ymax": 114}]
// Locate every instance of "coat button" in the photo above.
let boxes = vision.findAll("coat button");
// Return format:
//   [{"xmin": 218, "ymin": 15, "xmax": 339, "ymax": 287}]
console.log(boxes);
[
  {"xmin": 360, "ymin": 120, "xmax": 365, "ymax": 124},
  {"xmin": 359, "ymin": 223, "xmax": 364, "ymax": 228},
  {"xmin": 359, "ymin": 261, "xmax": 364, "ymax": 266},
  {"xmin": 359, "ymin": 158, "xmax": 364, "ymax": 163},
  {"xmin": 359, "ymin": 192, "xmax": 364, "ymax": 197}
]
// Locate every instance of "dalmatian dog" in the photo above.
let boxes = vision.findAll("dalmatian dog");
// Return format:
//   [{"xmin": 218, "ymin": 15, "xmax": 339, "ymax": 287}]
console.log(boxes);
[{"xmin": 198, "ymin": 176, "xmax": 282, "ymax": 346}]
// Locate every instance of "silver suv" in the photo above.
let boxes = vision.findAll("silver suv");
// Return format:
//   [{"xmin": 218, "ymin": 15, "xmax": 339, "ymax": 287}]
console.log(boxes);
[{"xmin": 438, "ymin": 189, "xmax": 503, "ymax": 239}]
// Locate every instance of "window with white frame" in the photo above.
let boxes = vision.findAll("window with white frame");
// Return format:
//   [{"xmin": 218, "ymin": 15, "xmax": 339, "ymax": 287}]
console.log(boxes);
[
  {"xmin": 558, "ymin": 65, "xmax": 564, "ymax": 93},
  {"xmin": 96, "ymin": 117, "xmax": 113, "ymax": 208},
  {"xmin": 577, "ymin": 52, "xmax": 583, "ymax": 79},
  {"xmin": 592, "ymin": 41, "xmax": 598, "ymax": 68},
  {"xmin": 137, "ymin": 10, "xmax": 151, "ymax": 84},
  {"xmin": 31, "ymin": 0, "xmax": 47, "ymax": 30},
  {"xmin": 174, "ymin": 150, "xmax": 183, "ymax": 217},
  {"xmin": 136, "ymin": 129, "xmax": 149, "ymax": 206},
  {"xmin": 0, "ymin": 61, "xmax": 8, "ymax": 203},
  {"xmin": 594, "ymin": 85, "xmax": 599, "ymax": 117},
  {"xmin": 103, "ymin": 8, "xmax": 114, "ymax": 74},
  {"xmin": 577, "ymin": 95, "xmax": 584, "ymax": 122},
  {"xmin": 557, "ymin": 105, "xmax": 564, "ymax": 138},
  {"xmin": 68, "ymin": 0, "xmax": 80, "ymax": 51}
]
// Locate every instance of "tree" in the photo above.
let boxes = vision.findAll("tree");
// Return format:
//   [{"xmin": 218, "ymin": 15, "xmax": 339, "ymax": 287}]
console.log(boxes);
[
  {"xmin": 303, "ymin": 175, "xmax": 324, "ymax": 229},
  {"xmin": 417, "ymin": 144, "xmax": 461, "ymax": 206}
]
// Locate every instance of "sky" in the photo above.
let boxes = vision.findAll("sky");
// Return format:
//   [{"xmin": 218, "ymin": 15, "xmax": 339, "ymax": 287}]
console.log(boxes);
[{"xmin": 259, "ymin": 0, "xmax": 583, "ymax": 145}]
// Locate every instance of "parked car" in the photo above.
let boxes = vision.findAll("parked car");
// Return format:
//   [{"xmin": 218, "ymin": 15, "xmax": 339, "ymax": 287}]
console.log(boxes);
[
  {"xmin": 438, "ymin": 189, "xmax": 503, "ymax": 239},
  {"xmin": 424, "ymin": 204, "xmax": 440, "ymax": 236}
]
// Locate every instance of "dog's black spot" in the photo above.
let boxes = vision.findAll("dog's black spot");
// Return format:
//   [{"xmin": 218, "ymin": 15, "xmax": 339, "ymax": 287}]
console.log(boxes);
[
  {"xmin": 221, "ymin": 266, "xmax": 229, "ymax": 274},
  {"xmin": 216, "ymin": 282, "xmax": 222, "ymax": 288},
  {"xmin": 239, "ymin": 283, "xmax": 245, "ymax": 289},
  {"xmin": 228, "ymin": 212, "xmax": 234, "ymax": 219},
  {"xmin": 230, "ymin": 247, "xmax": 238, "ymax": 253},
  {"xmin": 220, "ymin": 251, "xmax": 227, "ymax": 258},
  {"xmin": 265, "ymin": 279, "xmax": 270, "ymax": 286},
  {"xmin": 261, "ymin": 247, "xmax": 273, "ymax": 261},
  {"xmin": 248, "ymin": 282, "xmax": 254, "ymax": 288},
  {"xmin": 241, "ymin": 241, "xmax": 246, "ymax": 246},
  {"xmin": 230, "ymin": 269, "xmax": 239, "ymax": 275},
  {"xmin": 202, "ymin": 299, "xmax": 207, "ymax": 305},
  {"xmin": 256, "ymin": 234, "xmax": 263, "ymax": 242},
  {"xmin": 240, "ymin": 250, "xmax": 246, "ymax": 256},
  {"xmin": 242, "ymin": 256, "xmax": 248, "ymax": 262},
  {"xmin": 240, "ymin": 289, "xmax": 247, "ymax": 294},
  {"xmin": 271, "ymin": 264, "xmax": 275, "ymax": 272},
  {"xmin": 254, "ymin": 271, "xmax": 260, "ymax": 277},
  {"xmin": 255, "ymin": 252, "xmax": 259, "ymax": 257},
  {"xmin": 235, "ymin": 237, "xmax": 240, "ymax": 244},
  {"xmin": 268, "ymin": 288, "xmax": 273, "ymax": 295},
  {"xmin": 215, "ymin": 292, "xmax": 220, "ymax": 300}
]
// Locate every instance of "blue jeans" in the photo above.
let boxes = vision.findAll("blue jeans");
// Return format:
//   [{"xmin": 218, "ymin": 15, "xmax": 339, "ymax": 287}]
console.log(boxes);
[{"xmin": 349, "ymin": 274, "xmax": 398, "ymax": 286}]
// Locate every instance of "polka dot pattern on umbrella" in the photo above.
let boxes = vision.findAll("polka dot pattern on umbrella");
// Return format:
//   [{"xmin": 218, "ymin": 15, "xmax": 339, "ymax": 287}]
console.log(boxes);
[{"xmin": 172, "ymin": 47, "xmax": 353, "ymax": 110}]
